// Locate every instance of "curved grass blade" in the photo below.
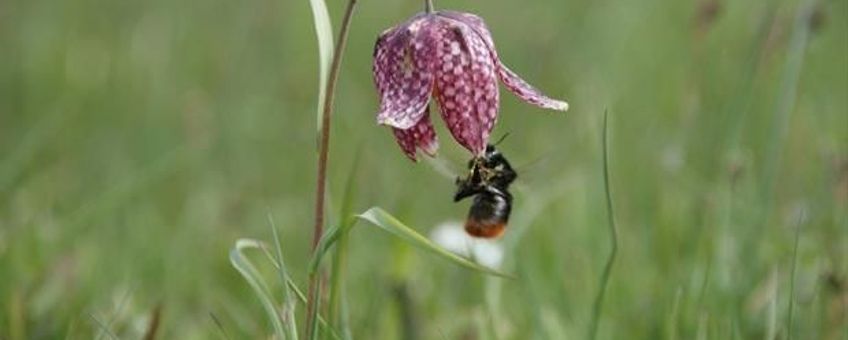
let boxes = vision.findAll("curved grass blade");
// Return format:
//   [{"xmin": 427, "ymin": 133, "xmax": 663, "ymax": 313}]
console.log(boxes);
[
  {"xmin": 589, "ymin": 109, "xmax": 619, "ymax": 340},
  {"xmin": 304, "ymin": 207, "xmax": 512, "ymax": 339},
  {"xmin": 307, "ymin": 0, "xmax": 334, "ymax": 133},
  {"xmin": 269, "ymin": 216, "xmax": 299, "ymax": 340},
  {"xmin": 357, "ymin": 207, "xmax": 513, "ymax": 278},
  {"xmin": 244, "ymin": 238, "xmax": 340, "ymax": 340},
  {"xmin": 229, "ymin": 239, "xmax": 287, "ymax": 339}
]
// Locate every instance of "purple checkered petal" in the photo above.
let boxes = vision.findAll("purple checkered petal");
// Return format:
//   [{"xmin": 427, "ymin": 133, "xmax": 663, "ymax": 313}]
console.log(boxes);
[
  {"xmin": 440, "ymin": 11, "xmax": 568, "ymax": 112},
  {"xmin": 437, "ymin": 11, "xmax": 495, "ymax": 48},
  {"xmin": 391, "ymin": 106, "xmax": 439, "ymax": 161},
  {"xmin": 373, "ymin": 17, "xmax": 436, "ymax": 129},
  {"xmin": 432, "ymin": 18, "xmax": 499, "ymax": 156}
]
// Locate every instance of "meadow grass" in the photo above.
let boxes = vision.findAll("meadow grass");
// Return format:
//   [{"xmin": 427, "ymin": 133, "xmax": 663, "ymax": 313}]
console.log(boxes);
[{"xmin": 1, "ymin": 0, "xmax": 846, "ymax": 338}]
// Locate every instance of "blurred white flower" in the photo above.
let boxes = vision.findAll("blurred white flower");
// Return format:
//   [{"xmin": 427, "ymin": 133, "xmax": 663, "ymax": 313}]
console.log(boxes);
[{"xmin": 430, "ymin": 221, "xmax": 503, "ymax": 269}]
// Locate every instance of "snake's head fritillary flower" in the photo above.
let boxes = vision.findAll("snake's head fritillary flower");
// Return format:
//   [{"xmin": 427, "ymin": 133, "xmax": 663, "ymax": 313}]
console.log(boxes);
[{"xmin": 373, "ymin": 10, "xmax": 568, "ymax": 161}]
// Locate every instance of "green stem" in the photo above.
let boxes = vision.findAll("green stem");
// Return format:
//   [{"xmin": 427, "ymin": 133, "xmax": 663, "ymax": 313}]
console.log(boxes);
[
  {"xmin": 589, "ymin": 110, "xmax": 619, "ymax": 340},
  {"xmin": 425, "ymin": 0, "xmax": 434, "ymax": 13},
  {"xmin": 306, "ymin": 0, "xmax": 358, "ymax": 338}
]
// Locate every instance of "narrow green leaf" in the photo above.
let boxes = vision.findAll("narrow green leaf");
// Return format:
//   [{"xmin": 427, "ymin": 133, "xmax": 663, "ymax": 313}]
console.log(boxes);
[
  {"xmin": 357, "ymin": 207, "xmax": 513, "ymax": 278},
  {"xmin": 307, "ymin": 0, "xmax": 334, "ymax": 133},
  {"xmin": 309, "ymin": 208, "xmax": 511, "ymax": 294},
  {"xmin": 229, "ymin": 239, "xmax": 287, "ymax": 339},
  {"xmin": 306, "ymin": 274, "xmax": 322, "ymax": 340},
  {"xmin": 269, "ymin": 216, "xmax": 299, "ymax": 340},
  {"xmin": 329, "ymin": 154, "xmax": 361, "ymax": 340},
  {"xmin": 245, "ymin": 240, "xmax": 340, "ymax": 340}
]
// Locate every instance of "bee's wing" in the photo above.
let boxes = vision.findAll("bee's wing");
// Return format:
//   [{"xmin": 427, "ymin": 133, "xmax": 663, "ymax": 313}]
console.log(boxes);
[
  {"xmin": 511, "ymin": 147, "xmax": 557, "ymax": 180},
  {"xmin": 507, "ymin": 147, "xmax": 572, "ymax": 195},
  {"xmin": 514, "ymin": 152, "xmax": 553, "ymax": 179},
  {"xmin": 424, "ymin": 154, "xmax": 465, "ymax": 180}
]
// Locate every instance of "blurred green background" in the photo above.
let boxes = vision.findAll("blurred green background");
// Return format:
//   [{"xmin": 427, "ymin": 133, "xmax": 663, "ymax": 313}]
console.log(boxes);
[{"xmin": 1, "ymin": 0, "xmax": 846, "ymax": 338}]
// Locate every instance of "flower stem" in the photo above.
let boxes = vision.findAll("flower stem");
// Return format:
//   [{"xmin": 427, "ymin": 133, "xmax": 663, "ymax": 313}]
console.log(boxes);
[
  {"xmin": 306, "ymin": 0, "xmax": 358, "ymax": 337},
  {"xmin": 425, "ymin": 0, "xmax": 434, "ymax": 13}
]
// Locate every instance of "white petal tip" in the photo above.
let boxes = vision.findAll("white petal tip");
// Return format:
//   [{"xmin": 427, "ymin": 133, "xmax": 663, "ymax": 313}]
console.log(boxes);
[
  {"xmin": 377, "ymin": 115, "xmax": 414, "ymax": 129},
  {"xmin": 421, "ymin": 141, "xmax": 439, "ymax": 156}
]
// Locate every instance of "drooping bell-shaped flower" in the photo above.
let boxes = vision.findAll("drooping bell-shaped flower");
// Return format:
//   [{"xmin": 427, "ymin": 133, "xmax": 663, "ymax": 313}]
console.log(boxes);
[{"xmin": 373, "ymin": 10, "xmax": 568, "ymax": 161}]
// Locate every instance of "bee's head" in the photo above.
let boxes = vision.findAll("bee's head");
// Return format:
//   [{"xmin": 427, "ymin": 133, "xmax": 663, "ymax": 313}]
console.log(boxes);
[{"xmin": 484, "ymin": 132, "xmax": 510, "ymax": 157}]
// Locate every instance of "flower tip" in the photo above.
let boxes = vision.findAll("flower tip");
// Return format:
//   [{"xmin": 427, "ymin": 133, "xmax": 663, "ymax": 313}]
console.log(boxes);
[
  {"xmin": 555, "ymin": 100, "xmax": 569, "ymax": 112},
  {"xmin": 376, "ymin": 115, "xmax": 407, "ymax": 129},
  {"xmin": 421, "ymin": 139, "xmax": 439, "ymax": 157}
]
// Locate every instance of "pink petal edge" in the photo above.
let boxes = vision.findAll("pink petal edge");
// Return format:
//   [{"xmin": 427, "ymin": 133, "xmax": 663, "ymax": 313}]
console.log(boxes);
[
  {"xmin": 373, "ymin": 18, "xmax": 437, "ymax": 129},
  {"xmin": 391, "ymin": 107, "xmax": 439, "ymax": 161}
]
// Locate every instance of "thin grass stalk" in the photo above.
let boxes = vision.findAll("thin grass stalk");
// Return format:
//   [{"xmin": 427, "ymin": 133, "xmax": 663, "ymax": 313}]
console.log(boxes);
[
  {"xmin": 589, "ymin": 110, "xmax": 618, "ymax": 340},
  {"xmin": 328, "ymin": 155, "xmax": 360, "ymax": 339},
  {"xmin": 269, "ymin": 216, "xmax": 299, "ymax": 339},
  {"xmin": 89, "ymin": 314, "xmax": 118, "ymax": 340},
  {"xmin": 209, "ymin": 313, "xmax": 231, "ymax": 340},
  {"xmin": 306, "ymin": 0, "xmax": 358, "ymax": 337},
  {"xmin": 786, "ymin": 211, "xmax": 804, "ymax": 339},
  {"xmin": 759, "ymin": 0, "xmax": 815, "ymax": 222},
  {"xmin": 327, "ymin": 231, "xmax": 351, "ymax": 339},
  {"xmin": 327, "ymin": 230, "xmax": 349, "ymax": 324},
  {"xmin": 720, "ymin": 4, "xmax": 779, "ymax": 152}
]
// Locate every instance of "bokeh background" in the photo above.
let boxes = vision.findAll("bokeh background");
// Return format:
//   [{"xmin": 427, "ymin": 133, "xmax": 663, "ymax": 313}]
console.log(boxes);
[{"xmin": 1, "ymin": 0, "xmax": 846, "ymax": 338}]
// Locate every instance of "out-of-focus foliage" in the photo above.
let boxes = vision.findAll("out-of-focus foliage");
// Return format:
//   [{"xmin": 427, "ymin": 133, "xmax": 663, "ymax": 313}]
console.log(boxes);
[{"xmin": 0, "ymin": 0, "xmax": 845, "ymax": 338}]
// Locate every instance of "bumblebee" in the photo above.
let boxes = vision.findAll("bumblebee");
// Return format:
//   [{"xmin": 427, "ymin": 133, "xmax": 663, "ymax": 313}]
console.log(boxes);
[{"xmin": 453, "ymin": 144, "xmax": 517, "ymax": 238}]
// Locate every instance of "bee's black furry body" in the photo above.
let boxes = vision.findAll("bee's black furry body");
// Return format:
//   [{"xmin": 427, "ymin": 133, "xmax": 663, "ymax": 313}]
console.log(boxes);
[{"xmin": 454, "ymin": 144, "xmax": 517, "ymax": 238}]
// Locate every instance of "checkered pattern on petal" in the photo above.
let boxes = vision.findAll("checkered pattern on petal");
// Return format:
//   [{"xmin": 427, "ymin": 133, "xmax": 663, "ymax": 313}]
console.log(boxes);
[
  {"xmin": 432, "ymin": 18, "xmax": 499, "ymax": 156},
  {"xmin": 391, "ymin": 106, "xmax": 439, "ymax": 161},
  {"xmin": 437, "ymin": 11, "xmax": 495, "ymax": 48},
  {"xmin": 373, "ymin": 17, "xmax": 436, "ymax": 129},
  {"xmin": 439, "ymin": 11, "xmax": 568, "ymax": 112}
]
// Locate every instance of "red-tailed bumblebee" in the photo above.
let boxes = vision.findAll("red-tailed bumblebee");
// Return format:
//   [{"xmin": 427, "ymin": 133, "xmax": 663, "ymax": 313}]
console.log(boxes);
[{"xmin": 454, "ymin": 144, "xmax": 517, "ymax": 238}]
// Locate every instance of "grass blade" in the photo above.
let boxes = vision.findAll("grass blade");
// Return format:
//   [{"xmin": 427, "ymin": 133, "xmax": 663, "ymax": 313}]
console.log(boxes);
[
  {"xmin": 231, "ymin": 239, "xmax": 340, "ymax": 339},
  {"xmin": 229, "ymin": 239, "xmax": 287, "ymax": 339},
  {"xmin": 328, "ymin": 154, "xmax": 361, "ymax": 339},
  {"xmin": 88, "ymin": 313, "xmax": 118, "ymax": 340},
  {"xmin": 306, "ymin": 275, "xmax": 322, "ymax": 340},
  {"xmin": 243, "ymin": 237, "xmax": 340, "ymax": 340},
  {"xmin": 269, "ymin": 216, "xmax": 299, "ymax": 340},
  {"xmin": 309, "ymin": 207, "xmax": 513, "ymax": 283},
  {"xmin": 357, "ymin": 207, "xmax": 513, "ymax": 278},
  {"xmin": 759, "ymin": 0, "xmax": 815, "ymax": 220},
  {"xmin": 242, "ymin": 242, "xmax": 340, "ymax": 339},
  {"xmin": 209, "ymin": 312, "xmax": 232, "ymax": 340},
  {"xmin": 786, "ymin": 210, "xmax": 804, "ymax": 340},
  {"xmin": 589, "ymin": 110, "xmax": 619, "ymax": 340},
  {"xmin": 307, "ymin": 0, "xmax": 334, "ymax": 133}
]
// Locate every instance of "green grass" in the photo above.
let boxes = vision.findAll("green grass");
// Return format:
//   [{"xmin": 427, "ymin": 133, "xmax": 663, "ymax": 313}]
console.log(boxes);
[{"xmin": 1, "ymin": 0, "xmax": 846, "ymax": 338}]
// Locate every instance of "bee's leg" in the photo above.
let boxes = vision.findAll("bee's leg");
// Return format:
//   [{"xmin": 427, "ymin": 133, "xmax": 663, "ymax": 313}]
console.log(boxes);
[{"xmin": 454, "ymin": 182, "xmax": 481, "ymax": 202}]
